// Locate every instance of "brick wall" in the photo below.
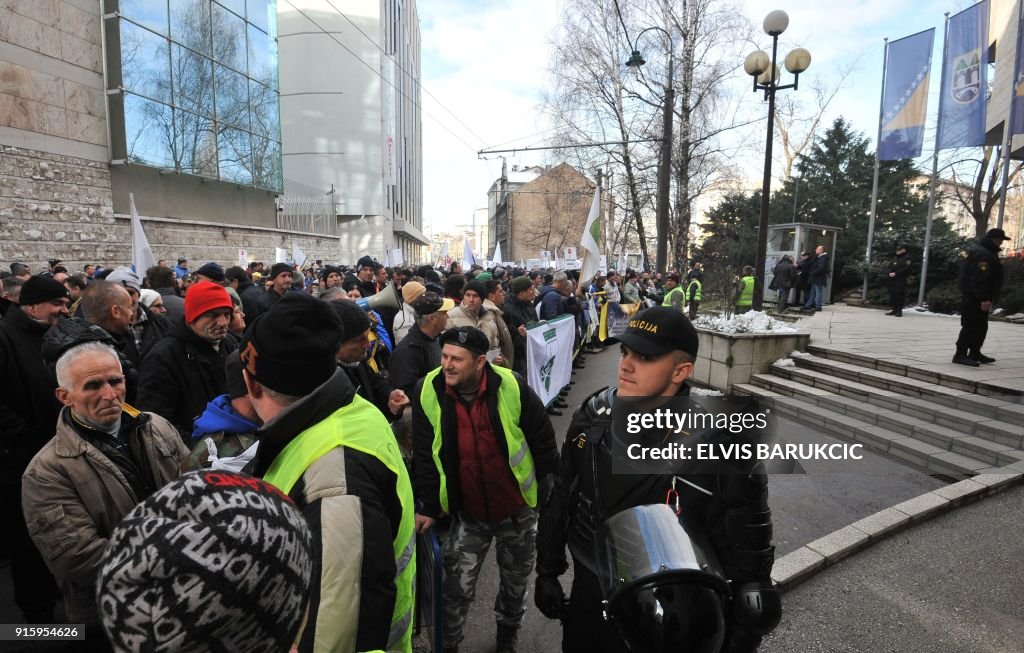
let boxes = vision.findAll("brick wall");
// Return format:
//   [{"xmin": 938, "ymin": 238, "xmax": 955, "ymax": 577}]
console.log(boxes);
[{"xmin": 0, "ymin": 145, "xmax": 340, "ymax": 271}]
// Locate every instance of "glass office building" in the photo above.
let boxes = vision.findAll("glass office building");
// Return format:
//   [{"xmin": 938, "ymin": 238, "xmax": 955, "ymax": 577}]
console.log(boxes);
[{"xmin": 104, "ymin": 0, "xmax": 282, "ymax": 191}]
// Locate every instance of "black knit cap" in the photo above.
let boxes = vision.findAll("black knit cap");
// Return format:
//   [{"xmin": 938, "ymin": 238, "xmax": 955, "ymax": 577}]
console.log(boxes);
[
  {"xmin": 464, "ymin": 279, "xmax": 487, "ymax": 298},
  {"xmin": 195, "ymin": 261, "xmax": 226, "ymax": 282},
  {"xmin": 96, "ymin": 470, "xmax": 313, "ymax": 653},
  {"xmin": 357, "ymin": 255, "xmax": 376, "ymax": 270},
  {"xmin": 268, "ymin": 262, "xmax": 293, "ymax": 280},
  {"xmin": 440, "ymin": 326, "xmax": 490, "ymax": 356},
  {"xmin": 329, "ymin": 299, "xmax": 371, "ymax": 341},
  {"xmin": 19, "ymin": 275, "xmax": 70, "ymax": 306},
  {"xmin": 240, "ymin": 293, "xmax": 342, "ymax": 396}
]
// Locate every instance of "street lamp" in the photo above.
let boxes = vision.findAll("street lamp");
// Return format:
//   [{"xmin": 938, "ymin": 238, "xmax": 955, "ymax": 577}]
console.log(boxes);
[
  {"xmin": 745, "ymin": 10, "xmax": 811, "ymax": 311},
  {"xmin": 626, "ymin": 26, "xmax": 674, "ymax": 274}
]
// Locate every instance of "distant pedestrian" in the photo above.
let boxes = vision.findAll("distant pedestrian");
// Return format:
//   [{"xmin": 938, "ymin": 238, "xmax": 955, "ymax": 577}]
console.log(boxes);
[
  {"xmin": 800, "ymin": 246, "xmax": 830, "ymax": 312},
  {"xmin": 885, "ymin": 244, "xmax": 912, "ymax": 317},
  {"xmin": 770, "ymin": 255, "xmax": 796, "ymax": 311},
  {"xmin": 952, "ymin": 228, "xmax": 1009, "ymax": 366},
  {"xmin": 685, "ymin": 271, "xmax": 702, "ymax": 320},
  {"xmin": 793, "ymin": 251, "xmax": 813, "ymax": 307}
]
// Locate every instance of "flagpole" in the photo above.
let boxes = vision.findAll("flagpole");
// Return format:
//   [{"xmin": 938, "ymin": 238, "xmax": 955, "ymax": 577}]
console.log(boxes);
[
  {"xmin": 919, "ymin": 15, "xmax": 951, "ymax": 307},
  {"xmin": 863, "ymin": 38, "xmax": 889, "ymax": 301},
  {"xmin": 996, "ymin": 0, "xmax": 1024, "ymax": 231}
]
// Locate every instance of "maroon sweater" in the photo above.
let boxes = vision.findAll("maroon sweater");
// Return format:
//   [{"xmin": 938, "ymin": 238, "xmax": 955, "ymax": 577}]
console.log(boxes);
[{"xmin": 446, "ymin": 373, "xmax": 526, "ymax": 523}]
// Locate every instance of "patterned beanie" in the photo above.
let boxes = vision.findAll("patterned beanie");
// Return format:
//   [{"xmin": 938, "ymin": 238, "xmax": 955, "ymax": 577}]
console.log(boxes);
[{"xmin": 96, "ymin": 470, "xmax": 313, "ymax": 653}]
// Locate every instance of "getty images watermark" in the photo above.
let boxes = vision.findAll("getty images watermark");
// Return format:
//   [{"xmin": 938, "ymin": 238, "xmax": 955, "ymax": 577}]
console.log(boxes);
[{"xmin": 607, "ymin": 394, "xmax": 864, "ymax": 475}]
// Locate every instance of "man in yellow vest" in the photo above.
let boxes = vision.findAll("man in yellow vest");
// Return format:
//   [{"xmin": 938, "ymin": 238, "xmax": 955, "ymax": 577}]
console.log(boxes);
[
  {"xmin": 240, "ymin": 293, "xmax": 415, "ymax": 653},
  {"xmin": 412, "ymin": 326, "xmax": 559, "ymax": 653},
  {"xmin": 660, "ymin": 273, "xmax": 685, "ymax": 312},
  {"xmin": 685, "ymin": 271, "xmax": 702, "ymax": 321},
  {"xmin": 735, "ymin": 265, "xmax": 756, "ymax": 314}
]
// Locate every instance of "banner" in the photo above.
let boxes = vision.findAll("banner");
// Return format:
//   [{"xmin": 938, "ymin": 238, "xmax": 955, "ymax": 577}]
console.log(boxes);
[
  {"xmin": 492, "ymin": 241, "xmax": 503, "ymax": 264},
  {"xmin": 275, "ymin": 247, "xmax": 288, "ymax": 263},
  {"xmin": 292, "ymin": 244, "xmax": 307, "ymax": 268},
  {"xmin": 878, "ymin": 29, "xmax": 935, "ymax": 160},
  {"xmin": 579, "ymin": 187, "xmax": 601, "ymax": 283},
  {"xmin": 129, "ymin": 193, "xmax": 156, "ymax": 275},
  {"xmin": 938, "ymin": 1, "xmax": 989, "ymax": 149},
  {"xmin": 1012, "ymin": 10, "xmax": 1024, "ymax": 135},
  {"xmin": 238, "ymin": 249, "xmax": 248, "ymax": 266},
  {"xmin": 462, "ymin": 236, "xmax": 477, "ymax": 268},
  {"xmin": 526, "ymin": 315, "xmax": 575, "ymax": 407}
]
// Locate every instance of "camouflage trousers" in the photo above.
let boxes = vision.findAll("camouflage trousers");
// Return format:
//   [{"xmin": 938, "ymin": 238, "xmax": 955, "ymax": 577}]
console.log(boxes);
[{"xmin": 442, "ymin": 507, "xmax": 539, "ymax": 647}]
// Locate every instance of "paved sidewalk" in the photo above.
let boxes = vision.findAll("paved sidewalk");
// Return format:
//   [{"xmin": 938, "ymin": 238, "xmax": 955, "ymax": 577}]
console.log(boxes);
[
  {"xmin": 792, "ymin": 304, "xmax": 1024, "ymax": 395},
  {"xmin": 762, "ymin": 483, "xmax": 1024, "ymax": 653}
]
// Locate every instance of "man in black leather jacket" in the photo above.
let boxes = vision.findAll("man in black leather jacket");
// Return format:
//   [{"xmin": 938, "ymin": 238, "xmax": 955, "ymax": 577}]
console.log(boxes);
[{"xmin": 534, "ymin": 307, "xmax": 780, "ymax": 652}]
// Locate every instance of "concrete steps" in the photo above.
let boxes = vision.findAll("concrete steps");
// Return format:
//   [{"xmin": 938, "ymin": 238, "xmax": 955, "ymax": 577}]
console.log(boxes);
[{"xmin": 732, "ymin": 351, "xmax": 1024, "ymax": 478}]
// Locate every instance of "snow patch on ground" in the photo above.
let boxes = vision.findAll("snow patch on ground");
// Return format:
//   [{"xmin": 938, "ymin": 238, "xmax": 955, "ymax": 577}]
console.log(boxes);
[
  {"xmin": 690, "ymin": 387, "xmax": 725, "ymax": 397},
  {"xmin": 693, "ymin": 311, "xmax": 799, "ymax": 334},
  {"xmin": 907, "ymin": 306, "xmax": 959, "ymax": 317},
  {"xmin": 789, "ymin": 350, "xmax": 813, "ymax": 358},
  {"xmin": 774, "ymin": 357, "xmax": 796, "ymax": 367}
]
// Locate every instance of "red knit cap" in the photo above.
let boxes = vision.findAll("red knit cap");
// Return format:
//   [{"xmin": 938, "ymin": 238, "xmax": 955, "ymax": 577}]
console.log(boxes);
[{"xmin": 184, "ymin": 281, "xmax": 234, "ymax": 323}]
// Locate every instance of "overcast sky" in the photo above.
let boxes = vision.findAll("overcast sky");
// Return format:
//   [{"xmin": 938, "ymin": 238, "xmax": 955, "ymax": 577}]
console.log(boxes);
[{"xmin": 417, "ymin": 0, "xmax": 964, "ymax": 234}]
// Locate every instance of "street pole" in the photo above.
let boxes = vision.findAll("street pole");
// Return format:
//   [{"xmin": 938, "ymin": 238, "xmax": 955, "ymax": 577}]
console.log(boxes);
[
  {"xmin": 657, "ymin": 70, "xmax": 675, "ymax": 273},
  {"xmin": 746, "ymin": 12, "xmax": 809, "ymax": 312},
  {"xmin": 752, "ymin": 33, "xmax": 779, "ymax": 312}
]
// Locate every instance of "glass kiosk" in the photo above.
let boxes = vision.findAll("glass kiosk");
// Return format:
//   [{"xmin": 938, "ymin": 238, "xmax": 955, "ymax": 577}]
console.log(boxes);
[{"xmin": 764, "ymin": 223, "xmax": 841, "ymax": 305}]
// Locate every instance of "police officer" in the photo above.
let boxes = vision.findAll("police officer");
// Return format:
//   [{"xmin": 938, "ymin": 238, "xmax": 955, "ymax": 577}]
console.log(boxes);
[
  {"xmin": 886, "ymin": 244, "xmax": 912, "ymax": 317},
  {"xmin": 953, "ymin": 228, "xmax": 1010, "ymax": 366},
  {"xmin": 534, "ymin": 307, "xmax": 780, "ymax": 652}
]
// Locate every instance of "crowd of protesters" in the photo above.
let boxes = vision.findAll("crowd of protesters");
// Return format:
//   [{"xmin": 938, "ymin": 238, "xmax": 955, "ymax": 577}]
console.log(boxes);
[
  {"xmin": 2, "ymin": 247, "xmax": 806, "ymax": 650},
  {"xmin": 0, "ymin": 253, "xmax": 675, "ymax": 653}
]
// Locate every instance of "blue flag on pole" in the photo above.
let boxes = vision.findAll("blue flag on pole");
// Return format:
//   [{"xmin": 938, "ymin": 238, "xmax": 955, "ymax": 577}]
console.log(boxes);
[
  {"xmin": 937, "ymin": 0, "xmax": 990, "ymax": 149},
  {"xmin": 1012, "ymin": 12, "xmax": 1024, "ymax": 135},
  {"xmin": 879, "ymin": 29, "xmax": 935, "ymax": 160}
]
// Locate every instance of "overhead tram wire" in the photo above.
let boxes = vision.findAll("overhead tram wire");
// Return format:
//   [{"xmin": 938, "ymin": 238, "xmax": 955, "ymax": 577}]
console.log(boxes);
[
  {"xmin": 320, "ymin": 0, "xmax": 489, "ymax": 147},
  {"xmin": 479, "ymin": 114, "xmax": 611, "ymax": 154},
  {"xmin": 279, "ymin": 0, "xmax": 482, "ymax": 154}
]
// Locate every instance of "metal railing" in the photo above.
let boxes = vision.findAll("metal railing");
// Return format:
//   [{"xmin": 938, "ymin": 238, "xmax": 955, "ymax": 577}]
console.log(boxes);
[{"xmin": 278, "ymin": 178, "xmax": 337, "ymax": 236}]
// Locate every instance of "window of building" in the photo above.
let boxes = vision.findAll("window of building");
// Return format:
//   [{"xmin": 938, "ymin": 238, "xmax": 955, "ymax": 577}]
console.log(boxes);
[{"xmin": 105, "ymin": 0, "xmax": 282, "ymax": 192}]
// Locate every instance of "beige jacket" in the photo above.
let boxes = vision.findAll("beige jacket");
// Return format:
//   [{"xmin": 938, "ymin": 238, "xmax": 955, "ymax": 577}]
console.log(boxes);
[
  {"xmin": 445, "ymin": 304, "xmax": 514, "ymax": 368},
  {"xmin": 21, "ymin": 406, "xmax": 188, "ymax": 622}
]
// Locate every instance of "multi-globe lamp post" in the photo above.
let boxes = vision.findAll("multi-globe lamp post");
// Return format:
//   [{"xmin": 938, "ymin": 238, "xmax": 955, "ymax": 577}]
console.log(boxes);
[
  {"xmin": 625, "ymin": 27, "xmax": 674, "ymax": 274},
  {"xmin": 744, "ymin": 10, "xmax": 811, "ymax": 311}
]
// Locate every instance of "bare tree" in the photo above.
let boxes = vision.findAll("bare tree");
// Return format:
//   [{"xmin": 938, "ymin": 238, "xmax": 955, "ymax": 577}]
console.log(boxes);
[
  {"xmin": 544, "ymin": 0, "xmax": 756, "ymax": 272},
  {"xmin": 943, "ymin": 145, "xmax": 1024, "ymax": 237}
]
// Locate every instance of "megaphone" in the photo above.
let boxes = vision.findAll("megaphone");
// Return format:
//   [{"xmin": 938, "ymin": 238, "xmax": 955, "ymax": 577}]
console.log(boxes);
[{"xmin": 355, "ymin": 282, "xmax": 403, "ymax": 312}]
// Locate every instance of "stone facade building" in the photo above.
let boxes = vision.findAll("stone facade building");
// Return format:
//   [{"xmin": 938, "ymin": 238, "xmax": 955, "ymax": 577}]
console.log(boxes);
[
  {"xmin": 487, "ymin": 162, "xmax": 601, "ymax": 263},
  {"xmin": 0, "ymin": 0, "xmax": 420, "ymax": 272}
]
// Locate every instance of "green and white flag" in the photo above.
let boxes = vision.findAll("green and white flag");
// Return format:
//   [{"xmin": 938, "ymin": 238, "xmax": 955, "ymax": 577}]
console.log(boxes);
[{"xmin": 526, "ymin": 315, "xmax": 575, "ymax": 407}]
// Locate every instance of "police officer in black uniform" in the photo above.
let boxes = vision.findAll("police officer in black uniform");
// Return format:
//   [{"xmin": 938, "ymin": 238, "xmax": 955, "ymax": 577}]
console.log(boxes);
[
  {"xmin": 953, "ymin": 228, "xmax": 1010, "ymax": 367},
  {"xmin": 534, "ymin": 307, "xmax": 780, "ymax": 652},
  {"xmin": 885, "ymin": 244, "xmax": 913, "ymax": 317}
]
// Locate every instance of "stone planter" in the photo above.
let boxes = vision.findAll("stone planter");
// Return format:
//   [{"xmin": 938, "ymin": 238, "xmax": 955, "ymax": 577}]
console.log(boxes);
[{"xmin": 692, "ymin": 328, "xmax": 810, "ymax": 392}]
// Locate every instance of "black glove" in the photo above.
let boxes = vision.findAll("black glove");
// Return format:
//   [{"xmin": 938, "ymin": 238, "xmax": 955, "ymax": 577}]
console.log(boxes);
[{"xmin": 534, "ymin": 574, "xmax": 566, "ymax": 620}]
